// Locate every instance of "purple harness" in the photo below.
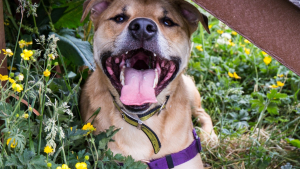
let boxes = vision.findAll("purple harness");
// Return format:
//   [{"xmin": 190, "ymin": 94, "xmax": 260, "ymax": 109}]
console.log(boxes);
[{"xmin": 147, "ymin": 129, "xmax": 202, "ymax": 169}]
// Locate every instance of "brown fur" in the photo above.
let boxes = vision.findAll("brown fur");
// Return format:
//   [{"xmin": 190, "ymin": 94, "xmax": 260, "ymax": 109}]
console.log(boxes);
[{"xmin": 80, "ymin": 0, "xmax": 217, "ymax": 168}]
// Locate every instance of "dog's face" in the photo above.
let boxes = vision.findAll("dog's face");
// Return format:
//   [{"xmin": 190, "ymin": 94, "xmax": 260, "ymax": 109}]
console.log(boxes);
[{"xmin": 82, "ymin": 0, "xmax": 209, "ymax": 114}]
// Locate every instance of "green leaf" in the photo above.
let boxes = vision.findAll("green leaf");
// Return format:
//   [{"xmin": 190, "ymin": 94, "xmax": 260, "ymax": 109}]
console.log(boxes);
[
  {"xmin": 53, "ymin": 0, "xmax": 88, "ymax": 29},
  {"xmin": 250, "ymin": 99, "xmax": 265, "ymax": 112},
  {"xmin": 5, "ymin": 149, "xmax": 47, "ymax": 168},
  {"xmin": 267, "ymin": 89, "xmax": 287, "ymax": 100},
  {"xmin": 285, "ymin": 138, "xmax": 300, "ymax": 148},
  {"xmin": 267, "ymin": 103, "xmax": 279, "ymax": 115},
  {"xmin": 52, "ymin": 29, "xmax": 95, "ymax": 70}
]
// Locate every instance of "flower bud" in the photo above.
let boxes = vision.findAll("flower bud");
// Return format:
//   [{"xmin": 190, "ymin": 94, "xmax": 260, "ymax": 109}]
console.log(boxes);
[
  {"xmin": 47, "ymin": 163, "xmax": 52, "ymax": 167},
  {"xmin": 15, "ymin": 114, "xmax": 19, "ymax": 118},
  {"xmin": 54, "ymin": 62, "xmax": 59, "ymax": 66},
  {"xmin": 85, "ymin": 155, "xmax": 89, "ymax": 161},
  {"xmin": 9, "ymin": 73, "xmax": 14, "ymax": 77},
  {"xmin": 28, "ymin": 107, "xmax": 33, "ymax": 112}
]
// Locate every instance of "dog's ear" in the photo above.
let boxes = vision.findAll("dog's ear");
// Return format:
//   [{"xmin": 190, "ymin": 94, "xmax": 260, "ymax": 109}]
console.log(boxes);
[
  {"xmin": 81, "ymin": 0, "xmax": 111, "ymax": 22},
  {"xmin": 176, "ymin": 1, "xmax": 210, "ymax": 34}
]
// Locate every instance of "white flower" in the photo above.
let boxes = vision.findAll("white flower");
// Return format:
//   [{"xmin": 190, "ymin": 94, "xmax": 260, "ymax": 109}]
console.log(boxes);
[
  {"xmin": 216, "ymin": 38, "xmax": 227, "ymax": 45},
  {"xmin": 18, "ymin": 74, "xmax": 24, "ymax": 81},
  {"xmin": 221, "ymin": 33, "xmax": 232, "ymax": 40}
]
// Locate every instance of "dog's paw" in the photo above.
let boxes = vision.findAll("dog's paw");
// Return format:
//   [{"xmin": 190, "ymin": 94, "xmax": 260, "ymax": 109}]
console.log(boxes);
[{"xmin": 197, "ymin": 128, "xmax": 219, "ymax": 147}]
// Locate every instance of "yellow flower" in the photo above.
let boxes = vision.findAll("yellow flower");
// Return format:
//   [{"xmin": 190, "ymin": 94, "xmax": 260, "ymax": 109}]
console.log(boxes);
[
  {"xmin": 70, "ymin": 127, "xmax": 73, "ymax": 131},
  {"xmin": 26, "ymin": 41, "xmax": 33, "ymax": 46},
  {"xmin": 61, "ymin": 164, "xmax": 70, "ymax": 169},
  {"xmin": 233, "ymin": 72, "xmax": 241, "ymax": 79},
  {"xmin": 43, "ymin": 69, "xmax": 51, "ymax": 77},
  {"xmin": 4, "ymin": 20, "xmax": 9, "ymax": 26},
  {"xmin": 244, "ymin": 39, "xmax": 251, "ymax": 44},
  {"xmin": 21, "ymin": 49, "xmax": 33, "ymax": 60},
  {"xmin": 244, "ymin": 48, "xmax": 250, "ymax": 55},
  {"xmin": 12, "ymin": 83, "xmax": 23, "ymax": 92},
  {"xmin": 48, "ymin": 53, "xmax": 55, "ymax": 60},
  {"xmin": 8, "ymin": 78, "xmax": 15, "ymax": 83},
  {"xmin": 217, "ymin": 30, "xmax": 224, "ymax": 34},
  {"xmin": 261, "ymin": 51, "xmax": 268, "ymax": 56},
  {"xmin": 19, "ymin": 40, "xmax": 26, "ymax": 48},
  {"xmin": 239, "ymin": 42, "xmax": 245, "ymax": 47},
  {"xmin": 7, "ymin": 66, "xmax": 17, "ymax": 71},
  {"xmin": 23, "ymin": 113, "xmax": 29, "ymax": 119},
  {"xmin": 195, "ymin": 45, "xmax": 203, "ymax": 51},
  {"xmin": 2, "ymin": 49, "xmax": 13, "ymax": 56},
  {"xmin": 0, "ymin": 74, "xmax": 9, "ymax": 81},
  {"xmin": 82, "ymin": 123, "xmax": 96, "ymax": 134},
  {"xmin": 231, "ymin": 31, "xmax": 237, "ymax": 35},
  {"xmin": 269, "ymin": 84, "xmax": 279, "ymax": 89},
  {"xmin": 56, "ymin": 164, "xmax": 70, "ymax": 169},
  {"xmin": 6, "ymin": 138, "xmax": 17, "ymax": 148},
  {"xmin": 228, "ymin": 72, "xmax": 241, "ymax": 79},
  {"xmin": 209, "ymin": 25, "xmax": 212, "ymax": 29},
  {"xmin": 278, "ymin": 74, "xmax": 284, "ymax": 78},
  {"xmin": 75, "ymin": 162, "xmax": 87, "ymax": 169},
  {"xmin": 263, "ymin": 56, "xmax": 272, "ymax": 65},
  {"xmin": 44, "ymin": 145, "xmax": 53, "ymax": 154},
  {"xmin": 277, "ymin": 81, "xmax": 284, "ymax": 87},
  {"xmin": 228, "ymin": 40, "xmax": 235, "ymax": 46}
]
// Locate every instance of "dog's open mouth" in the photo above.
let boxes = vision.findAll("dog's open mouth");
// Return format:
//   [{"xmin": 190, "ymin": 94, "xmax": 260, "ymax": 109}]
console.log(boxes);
[{"xmin": 102, "ymin": 48, "xmax": 179, "ymax": 111}]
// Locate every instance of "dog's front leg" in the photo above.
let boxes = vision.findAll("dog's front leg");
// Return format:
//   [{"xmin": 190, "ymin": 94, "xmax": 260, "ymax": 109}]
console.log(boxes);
[{"xmin": 188, "ymin": 78, "xmax": 218, "ymax": 144}]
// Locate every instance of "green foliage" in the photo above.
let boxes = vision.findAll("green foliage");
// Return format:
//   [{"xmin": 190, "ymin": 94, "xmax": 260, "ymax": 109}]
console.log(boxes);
[
  {"xmin": 285, "ymin": 138, "xmax": 300, "ymax": 149},
  {"xmin": 53, "ymin": 0, "xmax": 87, "ymax": 29},
  {"xmin": 54, "ymin": 29, "xmax": 95, "ymax": 70},
  {"xmin": 5, "ymin": 149, "xmax": 47, "ymax": 168}
]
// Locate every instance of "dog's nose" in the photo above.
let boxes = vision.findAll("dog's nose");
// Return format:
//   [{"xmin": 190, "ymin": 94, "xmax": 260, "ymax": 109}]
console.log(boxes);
[{"xmin": 129, "ymin": 18, "xmax": 157, "ymax": 41}]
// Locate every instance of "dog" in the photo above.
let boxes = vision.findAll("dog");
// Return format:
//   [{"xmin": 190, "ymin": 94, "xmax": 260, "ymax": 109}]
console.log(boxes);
[{"xmin": 80, "ymin": 0, "xmax": 217, "ymax": 168}]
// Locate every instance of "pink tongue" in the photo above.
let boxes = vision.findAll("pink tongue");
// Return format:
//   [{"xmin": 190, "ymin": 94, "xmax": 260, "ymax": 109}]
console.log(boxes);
[{"xmin": 120, "ymin": 67, "xmax": 157, "ymax": 105}]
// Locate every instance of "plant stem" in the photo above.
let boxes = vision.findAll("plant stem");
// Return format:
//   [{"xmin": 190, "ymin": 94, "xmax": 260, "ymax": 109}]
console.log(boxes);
[
  {"xmin": 40, "ymin": 0, "xmax": 55, "ymax": 32},
  {"xmin": 4, "ymin": 0, "xmax": 19, "ymax": 32},
  {"xmin": 37, "ymin": 57, "xmax": 50, "ymax": 155},
  {"xmin": 37, "ymin": 76, "xmax": 47, "ymax": 155},
  {"xmin": 8, "ymin": 0, "xmax": 24, "ymax": 76},
  {"xmin": 252, "ymin": 100, "xmax": 270, "ymax": 134}
]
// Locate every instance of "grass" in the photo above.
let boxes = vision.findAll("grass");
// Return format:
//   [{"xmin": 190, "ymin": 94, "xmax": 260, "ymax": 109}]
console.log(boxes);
[{"xmin": 189, "ymin": 4, "xmax": 300, "ymax": 168}]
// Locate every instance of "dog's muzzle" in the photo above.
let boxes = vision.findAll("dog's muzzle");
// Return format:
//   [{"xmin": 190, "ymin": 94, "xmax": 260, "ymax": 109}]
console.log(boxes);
[{"xmin": 101, "ymin": 18, "xmax": 179, "ymax": 112}]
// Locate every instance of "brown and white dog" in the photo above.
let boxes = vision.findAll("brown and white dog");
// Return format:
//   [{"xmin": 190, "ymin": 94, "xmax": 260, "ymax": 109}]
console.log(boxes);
[{"xmin": 80, "ymin": 0, "xmax": 217, "ymax": 168}]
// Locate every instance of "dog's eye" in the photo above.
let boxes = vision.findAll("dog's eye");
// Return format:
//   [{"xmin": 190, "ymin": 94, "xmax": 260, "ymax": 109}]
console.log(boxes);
[
  {"xmin": 111, "ymin": 14, "xmax": 128, "ymax": 23},
  {"xmin": 161, "ymin": 17, "xmax": 177, "ymax": 27}
]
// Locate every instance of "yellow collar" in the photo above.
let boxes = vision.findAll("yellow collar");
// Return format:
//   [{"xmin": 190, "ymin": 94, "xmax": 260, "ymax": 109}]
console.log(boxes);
[{"xmin": 112, "ymin": 96, "xmax": 169, "ymax": 154}]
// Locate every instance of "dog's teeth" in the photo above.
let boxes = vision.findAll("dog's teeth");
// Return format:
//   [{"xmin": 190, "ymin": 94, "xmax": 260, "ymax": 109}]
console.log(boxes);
[
  {"xmin": 125, "ymin": 51, "xmax": 128, "ymax": 54},
  {"xmin": 120, "ymin": 66, "xmax": 125, "ymax": 86},
  {"xmin": 153, "ymin": 53, "xmax": 156, "ymax": 57},
  {"xmin": 153, "ymin": 69, "xmax": 158, "ymax": 88}
]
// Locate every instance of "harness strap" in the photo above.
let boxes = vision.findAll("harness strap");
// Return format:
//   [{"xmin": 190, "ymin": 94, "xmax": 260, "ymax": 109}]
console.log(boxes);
[
  {"xmin": 138, "ymin": 96, "xmax": 170, "ymax": 121},
  {"xmin": 113, "ymin": 101, "xmax": 162, "ymax": 154},
  {"xmin": 147, "ymin": 129, "xmax": 202, "ymax": 169}
]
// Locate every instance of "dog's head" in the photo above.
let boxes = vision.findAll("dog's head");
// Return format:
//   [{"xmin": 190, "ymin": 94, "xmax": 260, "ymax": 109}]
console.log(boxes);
[{"xmin": 82, "ymin": 0, "xmax": 209, "ymax": 114}]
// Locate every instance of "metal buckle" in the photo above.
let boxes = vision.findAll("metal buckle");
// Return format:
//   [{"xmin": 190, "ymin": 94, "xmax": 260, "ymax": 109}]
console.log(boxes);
[
  {"xmin": 137, "ymin": 120, "xmax": 142, "ymax": 130},
  {"xmin": 121, "ymin": 109, "xmax": 143, "ymax": 130}
]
